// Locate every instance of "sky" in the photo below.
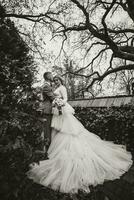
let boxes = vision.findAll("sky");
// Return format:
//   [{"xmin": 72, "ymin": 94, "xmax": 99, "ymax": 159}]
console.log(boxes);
[{"xmin": 12, "ymin": 0, "xmax": 134, "ymax": 96}]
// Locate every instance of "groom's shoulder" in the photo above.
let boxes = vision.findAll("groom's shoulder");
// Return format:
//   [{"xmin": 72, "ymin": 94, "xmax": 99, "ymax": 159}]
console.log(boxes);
[
  {"xmin": 43, "ymin": 82, "xmax": 50, "ymax": 88},
  {"xmin": 42, "ymin": 82, "xmax": 52, "ymax": 93}
]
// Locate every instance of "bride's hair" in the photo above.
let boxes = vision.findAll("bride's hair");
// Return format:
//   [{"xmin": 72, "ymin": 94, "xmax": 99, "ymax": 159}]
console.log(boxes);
[{"xmin": 54, "ymin": 75, "xmax": 64, "ymax": 85}]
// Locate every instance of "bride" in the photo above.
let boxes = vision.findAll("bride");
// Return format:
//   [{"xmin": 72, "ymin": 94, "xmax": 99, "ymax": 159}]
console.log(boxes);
[{"xmin": 27, "ymin": 75, "xmax": 133, "ymax": 194}]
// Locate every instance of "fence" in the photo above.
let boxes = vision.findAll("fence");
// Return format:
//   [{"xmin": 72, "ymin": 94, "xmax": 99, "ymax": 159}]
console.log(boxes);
[{"xmin": 69, "ymin": 95, "xmax": 134, "ymax": 108}]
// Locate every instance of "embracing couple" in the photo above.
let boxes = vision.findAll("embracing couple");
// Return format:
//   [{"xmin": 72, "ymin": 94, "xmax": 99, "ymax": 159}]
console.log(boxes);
[
  {"xmin": 27, "ymin": 71, "xmax": 132, "ymax": 194},
  {"xmin": 41, "ymin": 71, "xmax": 73, "ymax": 147}
]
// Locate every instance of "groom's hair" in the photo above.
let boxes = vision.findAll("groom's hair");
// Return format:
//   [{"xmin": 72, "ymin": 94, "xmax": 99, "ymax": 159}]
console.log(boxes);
[{"xmin": 43, "ymin": 72, "xmax": 51, "ymax": 80}]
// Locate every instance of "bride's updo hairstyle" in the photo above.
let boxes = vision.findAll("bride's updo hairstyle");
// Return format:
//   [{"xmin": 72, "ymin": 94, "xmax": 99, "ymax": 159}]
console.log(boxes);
[{"xmin": 53, "ymin": 75, "xmax": 64, "ymax": 85}]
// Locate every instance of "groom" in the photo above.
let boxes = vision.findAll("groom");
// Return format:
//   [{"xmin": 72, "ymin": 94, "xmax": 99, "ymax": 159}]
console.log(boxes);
[{"xmin": 42, "ymin": 72, "xmax": 55, "ymax": 149}]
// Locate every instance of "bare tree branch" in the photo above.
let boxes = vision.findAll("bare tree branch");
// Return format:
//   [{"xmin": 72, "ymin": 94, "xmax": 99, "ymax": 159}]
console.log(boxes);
[
  {"xmin": 87, "ymin": 64, "xmax": 134, "ymax": 89},
  {"xmin": 70, "ymin": 0, "xmax": 134, "ymax": 62},
  {"xmin": 1, "ymin": 0, "xmax": 134, "ymax": 90},
  {"xmin": 74, "ymin": 47, "xmax": 109, "ymax": 74}
]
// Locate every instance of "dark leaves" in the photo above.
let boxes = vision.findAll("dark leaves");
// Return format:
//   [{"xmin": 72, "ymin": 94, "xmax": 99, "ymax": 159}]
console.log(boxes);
[{"xmin": 75, "ymin": 106, "xmax": 134, "ymax": 154}]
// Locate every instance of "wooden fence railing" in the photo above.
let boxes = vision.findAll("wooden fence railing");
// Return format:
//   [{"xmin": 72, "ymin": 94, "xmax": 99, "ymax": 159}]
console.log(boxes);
[{"xmin": 68, "ymin": 95, "xmax": 134, "ymax": 107}]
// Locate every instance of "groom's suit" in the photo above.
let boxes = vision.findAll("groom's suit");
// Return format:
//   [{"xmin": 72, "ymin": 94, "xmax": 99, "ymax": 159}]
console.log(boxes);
[{"xmin": 42, "ymin": 81, "xmax": 55, "ymax": 146}]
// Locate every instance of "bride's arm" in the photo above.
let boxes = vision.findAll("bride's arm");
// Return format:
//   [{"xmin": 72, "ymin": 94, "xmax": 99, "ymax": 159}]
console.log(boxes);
[{"xmin": 60, "ymin": 86, "xmax": 68, "ymax": 103}]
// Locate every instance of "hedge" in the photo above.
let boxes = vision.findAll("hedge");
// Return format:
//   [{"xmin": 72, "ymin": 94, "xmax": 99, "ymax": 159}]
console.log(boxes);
[{"xmin": 74, "ymin": 105, "xmax": 134, "ymax": 155}]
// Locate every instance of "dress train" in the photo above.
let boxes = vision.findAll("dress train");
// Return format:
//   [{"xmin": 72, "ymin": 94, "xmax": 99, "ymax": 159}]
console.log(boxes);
[{"xmin": 27, "ymin": 108, "xmax": 132, "ymax": 194}]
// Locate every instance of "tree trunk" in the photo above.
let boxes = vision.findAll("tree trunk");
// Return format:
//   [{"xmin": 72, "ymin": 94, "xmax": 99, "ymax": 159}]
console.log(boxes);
[{"xmin": 127, "ymin": 0, "xmax": 134, "ymax": 23}]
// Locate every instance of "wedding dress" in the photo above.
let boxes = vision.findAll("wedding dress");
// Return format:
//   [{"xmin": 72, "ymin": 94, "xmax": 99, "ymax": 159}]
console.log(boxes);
[{"xmin": 27, "ymin": 85, "xmax": 133, "ymax": 194}]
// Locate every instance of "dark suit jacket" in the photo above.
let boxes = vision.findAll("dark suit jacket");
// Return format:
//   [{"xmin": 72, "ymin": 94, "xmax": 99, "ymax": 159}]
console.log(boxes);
[{"xmin": 42, "ymin": 82, "xmax": 55, "ymax": 114}]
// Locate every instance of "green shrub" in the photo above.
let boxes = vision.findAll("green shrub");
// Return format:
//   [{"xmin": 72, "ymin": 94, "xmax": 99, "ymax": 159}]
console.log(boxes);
[
  {"xmin": 75, "ymin": 106, "xmax": 134, "ymax": 155},
  {"xmin": 0, "ymin": 11, "xmax": 48, "ymax": 200}
]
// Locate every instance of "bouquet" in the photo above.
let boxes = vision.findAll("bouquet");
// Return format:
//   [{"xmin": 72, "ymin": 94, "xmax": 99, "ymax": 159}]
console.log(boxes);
[{"xmin": 52, "ymin": 97, "xmax": 65, "ymax": 115}]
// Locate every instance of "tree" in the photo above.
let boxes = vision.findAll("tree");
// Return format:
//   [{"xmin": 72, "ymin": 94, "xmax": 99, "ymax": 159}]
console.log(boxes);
[
  {"xmin": 0, "ymin": 6, "xmax": 36, "ymax": 107},
  {"xmin": 52, "ymin": 56, "xmax": 96, "ymax": 99},
  {"xmin": 0, "ymin": 8, "xmax": 47, "ymax": 200},
  {"xmin": 108, "ymin": 59, "xmax": 134, "ymax": 95},
  {"xmin": 118, "ymin": 70, "xmax": 134, "ymax": 95},
  {"xmin": 1, "ymin": 0, "xmax": 134, "ymax": 92}
]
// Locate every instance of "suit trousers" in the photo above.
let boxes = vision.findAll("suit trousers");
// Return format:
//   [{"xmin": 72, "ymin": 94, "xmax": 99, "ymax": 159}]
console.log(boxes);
[{"xmin": 43, "ymin": 114, "xmax": 52, "ymax": 149}]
